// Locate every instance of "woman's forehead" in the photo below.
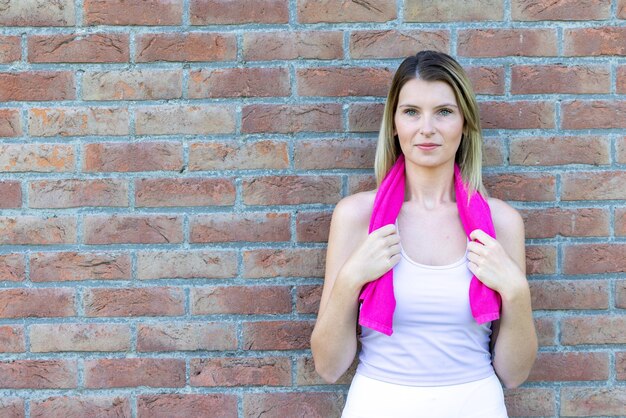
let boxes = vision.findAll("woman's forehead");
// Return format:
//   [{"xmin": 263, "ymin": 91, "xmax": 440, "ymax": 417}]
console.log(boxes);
[{"xmin": 397, "ymin": 78, "xmax": 458, "ymax": 106}]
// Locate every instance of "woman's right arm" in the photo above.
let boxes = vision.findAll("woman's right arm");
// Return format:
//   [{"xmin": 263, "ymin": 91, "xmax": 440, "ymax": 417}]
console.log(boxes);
[{"xmin": 310, "ymin": 193, "xmax": 400, "ymax": 383}]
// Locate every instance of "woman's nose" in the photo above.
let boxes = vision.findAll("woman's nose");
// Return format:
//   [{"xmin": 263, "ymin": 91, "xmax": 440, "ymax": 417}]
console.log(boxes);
[{"xmin": 419, "ymin": 115, "xmax": 435, "ymax": 136}]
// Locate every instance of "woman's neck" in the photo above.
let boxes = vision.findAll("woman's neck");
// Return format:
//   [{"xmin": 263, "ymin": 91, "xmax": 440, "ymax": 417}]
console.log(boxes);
[{"xmin": 403, "ymin": 160, "xmax": 456, "ymax": 210}]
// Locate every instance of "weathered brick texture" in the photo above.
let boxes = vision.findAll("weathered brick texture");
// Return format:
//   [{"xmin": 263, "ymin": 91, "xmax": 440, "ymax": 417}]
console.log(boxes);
[{"xmin": 0, "ymin": 1, "xmax": 623, "ymax": 417}]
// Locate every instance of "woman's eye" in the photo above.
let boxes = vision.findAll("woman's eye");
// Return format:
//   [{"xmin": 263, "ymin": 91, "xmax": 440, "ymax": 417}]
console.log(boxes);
[
  {"xmin": 438, "ymin": 108, "xmax": 453, "ymax": 116},
  {"xmin": 404, "ymin": 109, "xmax": 417, "ymax": 116}
]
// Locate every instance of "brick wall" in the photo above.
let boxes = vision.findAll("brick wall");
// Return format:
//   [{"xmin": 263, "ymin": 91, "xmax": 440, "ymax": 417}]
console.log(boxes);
[{"xmin": 0, "ymin": 0, "xmax": 624, "ymax": 417}]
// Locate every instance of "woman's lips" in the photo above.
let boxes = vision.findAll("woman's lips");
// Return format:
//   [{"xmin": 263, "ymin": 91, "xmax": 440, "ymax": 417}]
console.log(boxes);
[{"xmin": 416, "ymin": 144, "xmax": 441, "ymax": 150}]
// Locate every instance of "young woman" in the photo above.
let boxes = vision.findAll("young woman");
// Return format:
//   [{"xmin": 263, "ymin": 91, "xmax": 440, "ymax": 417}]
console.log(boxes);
[{"xmin": 310, "ymin": 51, "xmax": 537, "ymax": 417}]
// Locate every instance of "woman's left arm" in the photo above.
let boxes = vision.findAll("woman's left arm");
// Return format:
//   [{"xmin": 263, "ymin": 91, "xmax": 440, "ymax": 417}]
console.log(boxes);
[{"xmin": 467, "ymin": 198, "xmax": 538, "ymax": 389}]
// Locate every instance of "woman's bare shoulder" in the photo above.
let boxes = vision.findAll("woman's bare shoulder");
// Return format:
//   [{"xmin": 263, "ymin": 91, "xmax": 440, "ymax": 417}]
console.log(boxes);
[
  {"xmin": 332, "ymin": 190, "xmax": 377, "ymax": 228},
  {"xmin": 487, "ymin": 197, "xmax": 524, "ymax": 242}
]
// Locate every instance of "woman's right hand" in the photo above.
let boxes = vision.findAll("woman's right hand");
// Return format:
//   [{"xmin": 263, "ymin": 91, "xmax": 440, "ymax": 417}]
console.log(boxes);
[{"xmin": 338, "ymin": 223, "xmax": 402, "ymax": 289}]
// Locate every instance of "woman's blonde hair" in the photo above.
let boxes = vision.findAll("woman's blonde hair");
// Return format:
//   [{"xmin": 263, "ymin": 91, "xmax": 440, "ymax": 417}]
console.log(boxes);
[{"xmin": 374, "ymin": 50, "xmax": 488, "ymax": 198}]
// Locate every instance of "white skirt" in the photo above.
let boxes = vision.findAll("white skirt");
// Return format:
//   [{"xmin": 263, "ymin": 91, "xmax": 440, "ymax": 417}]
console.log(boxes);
[{"xmin": 342, "ymin": 372, "xmax": 508, "ymax": 418}]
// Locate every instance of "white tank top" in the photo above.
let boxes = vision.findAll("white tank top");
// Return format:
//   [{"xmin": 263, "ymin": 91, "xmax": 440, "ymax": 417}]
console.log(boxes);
[{"xmin": 356, "ymin": 225, "xmax": 494, "ymax": 386}]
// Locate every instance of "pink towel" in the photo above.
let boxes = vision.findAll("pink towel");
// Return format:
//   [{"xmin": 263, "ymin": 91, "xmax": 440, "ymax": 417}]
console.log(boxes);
[{"xmin": 358, "ymin": 155, "xmax": 501, "ymax": 336}]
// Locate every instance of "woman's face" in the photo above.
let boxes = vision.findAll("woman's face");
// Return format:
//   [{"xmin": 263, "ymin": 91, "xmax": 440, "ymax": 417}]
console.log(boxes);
[{"xmin": 393, "ymin": 78, "xmax": 464, "ymax": 168}]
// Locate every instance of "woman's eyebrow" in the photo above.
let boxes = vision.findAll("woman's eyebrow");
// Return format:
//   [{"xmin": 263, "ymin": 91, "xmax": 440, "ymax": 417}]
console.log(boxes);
[{"xmin": 398, "ymin": 103, "xmax": 459, "ymax": 108}]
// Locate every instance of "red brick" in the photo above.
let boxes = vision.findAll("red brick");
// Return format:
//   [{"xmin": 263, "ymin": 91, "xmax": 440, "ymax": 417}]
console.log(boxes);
[
  {"xmin": 562, "ymin": 171, "xmax": 626, "ymax": 200},
  {"xmin": 562, "ymin": 100, "xmax": 626, "ymax": 129},
  {"xmin": 529, "ymin": 280, "xmax": 608, "ymax": 310},
  {"xmin": 479, "ymin": 101, "xmax": 555, "ymax": 129},
  {"xmin": 242, "ymin": 104, "xmax": 342, "ymax": 133},
  {"xmin": 0, "ymin": 360, "xmax": 77, "ymax": 389},
  {"xmin": 0, "ymin": 326, "xmax": 24, "ymax": 353},
  {"xmin": 619, "ymin": 137, "xmax": 626, "ymax": 163},
  {"xmin": 0, "ymin": 144, "xmax": 74, "ymax": 172},
  {"xmin": 84, "ymin": 287, "xmax": 184, "ymax": 317},
  {"xmin": 136, "ymin": 178, "xmax": 235, "ymax": 207},
  {"xmin": 0, "ymin": 0, "xmax": 75, "ymax": 26},
  {"xmin": 0, "ymin": 109, "xmax": 21, "ymax": 137},
  {"xmin": 244, "ymin": 392, "xmax": 344, "ymax": 418},
  {"xmin": 526, "ymin": 245, "xmax": 556, "ymax": 275},
  {"xmin": 84, "ymin": 215, "xmax": 182, "ymax": 245},
  {"xmin": 565, "ymin": 27, "xmax": 626, "ymax": 56},
  {"xmin": 618, "ymin": 66, "xmax": 626, "ymax": 93},
  {"xmin": 83, "ymin": 70, "xmax": 182, "ymax": 100},
  {"xmin": 512, "ymin": 65, "xmax": 610, "ymax": 94},
  {"xmin": 244, "ymin": 249, "xmax": 326, "ymax": 278},
  {"xmin": 348, "ymin": 174, "xmax": 376, "ymax": 194},
  {"xmin": 137, "ymin": 322, "xmax": 236, "ymax": 351},
  {"xmin": 535, "ymin": 317, "xmax": 556, "ymax": 347},
  {"xmin": 296, "ymin": 356, "xmax": 357, "ymax": 385},
  {"xmin": 190, "ymin": 357, "xmax": 291, "ymax": 386},
  {"xmin": 137, "ymin": 394, "xmax": 237, "ymax": 418},
  {"xmin": 295, "ymin": 139, "xmax": 376, "ymax": 169},
  {"xmin": 616, "ymin": 280, "xmax": 626, "ymax": 310},
  {"xmin": 466, "ymin": 66, "xmax": 505, "ymax": 95},
  {"xmin": 28, "ymin": 34, "xmax": 129, "ymax": 63},
  {"xmin": 29, "ymin": 107, "xmax": 128, "ymax": 137},
  {"xmin": 618, "ymin": 352, "xmax": 626, "ymax": 380},
  {"xmin": 0, "ymin": 217, "xmax": 76, "ymax": 245},
  {"xmin": 189, "ymin": 67, "xmax": 289, "ymax": 98},
  {"xmin": 350, "ymin": 30, "xmax": 449, "ymax": 59},
  {"xmin": 136, "ymin": 33, "xmax": 236, "ymax": 62},
  {"xmin": 190, "ymin": 213, "xmax": 290, "ymax": 243},
  {"xmin": 0, "ymin": 397, "xmax": 23, "ymax": 418},
  {"xmin": 608, "ymin": 205, "xmax": 626, "ymax": 239},
  {"xmin": 191, "ymin": 0, "xmax": 288, "ymax": 23},
  {"xmin": 564, "ymin": 244, "xmax": 626, "ymax": 274},
  {"xmin": 84, "ymin": 0, "xmax": 183, "ymax": 25},
  {"xmin": 29, "ymin": 179, "xmax": 128, "ymax": 208},
  {"xmin": 297, "ymin": 0, "xmax": 396, "ymax": 23},
  {"xmin": 521, "ymin": 208, "xmax": 609, "ymax": 238},
  {"xmin": 561, "ymin": 387, "xmax": 626, "ymax": 416},
  {"xmin": 405, "ymin": 0, "xmax": 503, "ymax": 21},
  {"xmin": 512, "ymin": 0, "xmax": 610, "ymax": 20},
  {"xmin": 297, "ymin": 211, "xmax": 332, "ymax": 242},
  {"xmin": 244, "ymin": 321, "xmax": 314, "ymax": 350},
  {"xmin": 484, "ymin": 173, "xmax": 556, "ymax": 201},
  {"xmin": 137, "ymin": 250, "xmax": 237, "ymax": 280},
  {"xmin": 621, "ymin": 0, "xmax": 626, "ymax": 18},
  {"xmin": 528, "ymin": 352, "xmax": 608, "ymax": 382},
  {"xmin": 504, "ymin": 388, "xmax": 556, "ymax": 417},
  {"xmin": 135, "ymin": 105, "xmax": 235, "ymax": 135},
  {"xmin": 561, "ymin": 315, "xmax": 626, "ymax": 344},
  {"xmin": 296, "ymin": 285, "xmax": 322, "ymax": 314},
  {"xmin": 30, "ymin": 324, "xmax": 130, "ymax": 352},
  {"xmin": 189, "ymin": 140, "xmax": 289, "ymax": 170},
  {"xmin": 31, "ymin": 396, "xmax": 130, "ymax": 418},
  {"xmin": 510, "ymin": 136, "xmax": 609, "ymax": 166},
  {"xmin": 0, "ymin": 72, "xmax": 74, "ymax": 101},
  {"xmin": 297, "ymin": 67, "xmax": 392, "ymax": 97},
  {"xmin": 458, "ymin": 29, "xmax": 557, "ymax": 57},
  {"xmin": 243, "ymin": 175, "xmax": 341, "ymax": 205},
  {"xmin": 191, "ymin": 286, "xmax": 292, "ymax": 315},
  {"xmin": 0, "ymin": 254, "xmax": 24, "ymax": 281},
  {"xmin": 30, "ymin": 252, "xmax": 131, "ymax": 282},
  {"xmin": 85, "ymin": 358, "xmax": 185, "ymax": 388},
  {"xmin": 483, "ymin": 136, "xmax": 504, "ymax": 166},
  {"xmin": 348, "ymin": 103, "xmax": 384, "ymax": 132},
  {"xmin": 0, "ymin": 36, "xmax": 21, "ymax": 63},
  {"xmin": 243, "ymin": 31, "xmax": 343, "ymax": 61},
  {"xmin": 0, "ymin": 182, "xmax": 21, "ymax": 208},
  {"xmin": 83, "ymin": 142, "xmax": 182, "ymax": 172},
  {"xmin": 0, "ymin": 289, "xmax": 75, "ymax": 318}
]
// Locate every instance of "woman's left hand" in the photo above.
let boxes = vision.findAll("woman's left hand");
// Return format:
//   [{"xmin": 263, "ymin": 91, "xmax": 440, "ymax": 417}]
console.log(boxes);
[{"xmin": 466, "ymin": 229, "xmax": 527, "ymax": 299}]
